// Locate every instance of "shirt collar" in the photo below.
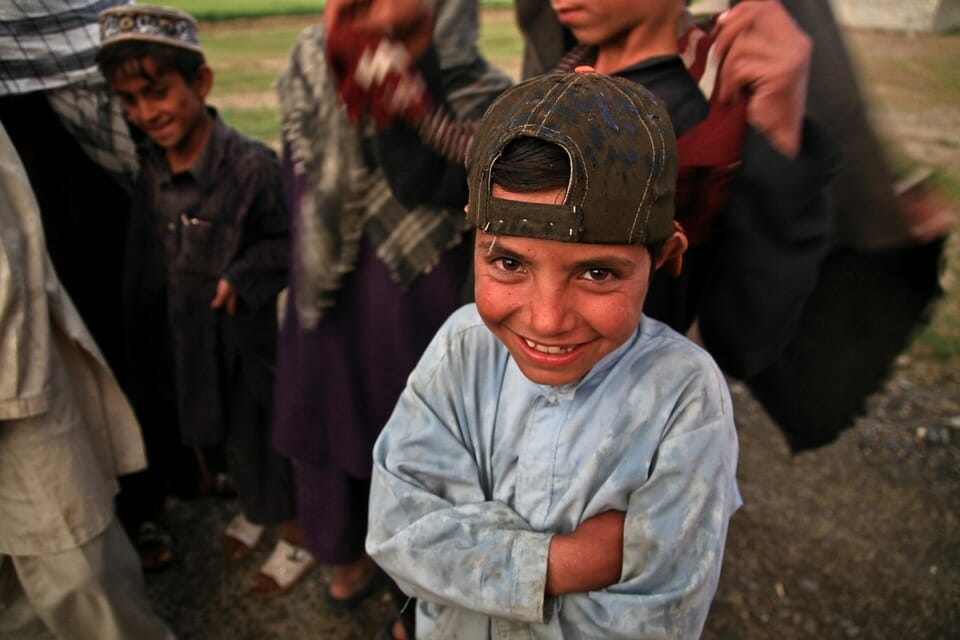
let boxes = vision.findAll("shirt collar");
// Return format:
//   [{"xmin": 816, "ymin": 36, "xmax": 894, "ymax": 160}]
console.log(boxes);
[{"xmin": 188, "ymin": 108, "xmax": 227, "ymax": 189}]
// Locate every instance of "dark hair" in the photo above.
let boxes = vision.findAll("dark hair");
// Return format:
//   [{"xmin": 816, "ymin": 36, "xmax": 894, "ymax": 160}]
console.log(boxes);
[
  {"xmin": 490, "ymin": 136, "xmax": 570, "ymax": 193},
  {"xmin": 97, "ymin": 41, "xmax": 205, "ymax": 84},
  {"xmin": 489, "ymin": 136, "xmax": 665, "ymax": 262}
]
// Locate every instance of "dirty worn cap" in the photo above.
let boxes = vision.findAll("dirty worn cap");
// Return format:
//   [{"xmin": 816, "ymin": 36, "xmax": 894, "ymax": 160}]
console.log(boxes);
[
  {"xmin": 467, "ymin": 72, "xmax": 677, "ymax": 244},
  {"xmin": 98, "ymin": 5, "xmax": 201, "ymax": 54}
]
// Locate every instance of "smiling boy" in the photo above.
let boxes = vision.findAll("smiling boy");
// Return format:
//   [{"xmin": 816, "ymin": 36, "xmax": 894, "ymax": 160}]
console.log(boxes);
[{"xmin": 366, "ymin": 72, "xmax": 741, "ymax": 638}]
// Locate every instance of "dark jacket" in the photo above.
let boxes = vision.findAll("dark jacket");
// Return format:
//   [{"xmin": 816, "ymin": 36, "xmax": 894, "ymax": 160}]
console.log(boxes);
[{"xmin": 125, "ymin": 116, "xmax": 289, "ymax": 446}]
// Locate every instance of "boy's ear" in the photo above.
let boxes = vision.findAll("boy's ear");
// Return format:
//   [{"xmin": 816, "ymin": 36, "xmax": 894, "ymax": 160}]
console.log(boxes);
[
  {"xmin": 655, "ymin": 223, "xmax": 688, "ymax": 278},
  {"xmin": 194, "ymin": 64, "xmax": 214, "ymax": 99}
]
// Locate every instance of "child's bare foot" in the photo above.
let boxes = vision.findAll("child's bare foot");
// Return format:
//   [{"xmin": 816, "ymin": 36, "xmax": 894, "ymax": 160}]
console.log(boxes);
[
  {"xmin": 377, "ymin": 617, "xmax": 408, "ymax": 640},
  {"xmin": 391, "ymin": 617, "xmax": 408, "ymax": 640},
  {"xmin": 324, "ymin": 555, "xmax": 383, "ymax": 611}
]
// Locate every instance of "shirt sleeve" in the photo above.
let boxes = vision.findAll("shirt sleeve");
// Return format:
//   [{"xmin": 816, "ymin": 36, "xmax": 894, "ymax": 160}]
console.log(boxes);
[
  {"xmin": 555, "ymin": 372, "xmax": 741, "ymax": 639},
  {"xmin": 697, "ymin": 118, "xmax": 841, "ymax": 379},
  {"xmin": 365, "ymin": 325, "xmax": 554, "ymax": 624},
  {"xmin": 371, "ymin": 45, "xmax": 473, "ymax": 210},
  {"xmin": 222, "ymin": 150, "xmax": 290, "ymax": 311}
]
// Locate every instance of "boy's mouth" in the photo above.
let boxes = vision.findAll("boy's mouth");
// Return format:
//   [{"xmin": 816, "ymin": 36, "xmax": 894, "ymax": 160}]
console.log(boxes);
[
  {"xmin": 552, "ymin": 4, "xmax": 583, "ymax": 23},
  {"xmin": 523, "ymin": 337, "xmax": 577, "ymax": 355},
  {"xmin": 144, "ymin": 125, "xmax": 171, "ymax": 141}
]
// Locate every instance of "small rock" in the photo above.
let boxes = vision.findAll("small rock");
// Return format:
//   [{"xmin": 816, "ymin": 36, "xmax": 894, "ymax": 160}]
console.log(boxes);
[
  {"xmin": 798, "ymin": 577, "xmax": 819, "ymax": 593},
  {"xmin": 948, "ymin": 416, "xmax": 960, "ymax": 430},
  {"xmin": 916, "ymin": 426, "xmax": 928, "ymax": 439},
  {"xmin": 774, "ymin": 582, "xmax": 785, "ymax": 598}
]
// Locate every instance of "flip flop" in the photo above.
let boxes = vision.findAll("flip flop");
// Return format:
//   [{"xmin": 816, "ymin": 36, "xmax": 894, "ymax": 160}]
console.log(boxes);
[
  {"xmin": 251, "ymin": 539, "xmax": 317, "ymax": 596},
  {"xmin": 136, "ymin": 521, "xmax": 174, "ymax": 572},
  {"xmin": 222, "ymin": 513, "xmax": 265, "ymax": 560}
]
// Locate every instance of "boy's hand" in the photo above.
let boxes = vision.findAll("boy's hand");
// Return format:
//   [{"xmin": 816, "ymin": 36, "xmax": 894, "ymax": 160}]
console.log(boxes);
[
  {"xmin": 323, "ymin": 0, "xmax": 434, "ymax": 60},
  {"xmin": 712, "ymin": 0, "xmax": 811, "ymax": 158},
  {"xmin": 210, "ymin": 278, "xmax": 237, "ymax": 316},
  {"xmin": 325, "ymin": 18, "xmax": 434, "ymax": 127},
  {"xmin": 546, "ymin": 510, "xmax": 625, "ymax": 596}
]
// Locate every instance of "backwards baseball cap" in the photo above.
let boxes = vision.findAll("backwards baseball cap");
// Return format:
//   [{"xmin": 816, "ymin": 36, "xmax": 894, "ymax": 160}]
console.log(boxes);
[
  {"xmin": 467, "ymin": 72, "xmax": 678, "ymax": 245},
  {"xmin": 98, "ymin": 5, "xmax": 201, "ymax": 54}
]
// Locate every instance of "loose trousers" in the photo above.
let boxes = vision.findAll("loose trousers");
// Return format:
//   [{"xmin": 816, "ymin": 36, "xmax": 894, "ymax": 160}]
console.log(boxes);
[{"xmin": 0, "ymin": 519, "xmax": 174, "ymax": 640}]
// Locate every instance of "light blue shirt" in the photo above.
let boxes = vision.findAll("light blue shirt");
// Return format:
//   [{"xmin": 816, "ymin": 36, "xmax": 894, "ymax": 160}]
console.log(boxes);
[{"xmin": 367, "ymin": 304, "xmax": 741, "ymax": 639}]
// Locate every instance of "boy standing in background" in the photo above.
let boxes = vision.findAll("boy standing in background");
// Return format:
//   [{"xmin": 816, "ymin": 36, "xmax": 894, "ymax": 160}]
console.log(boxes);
[{"xmin": 97, "ymin": 5, "xmax": 311, "ymax": 594}]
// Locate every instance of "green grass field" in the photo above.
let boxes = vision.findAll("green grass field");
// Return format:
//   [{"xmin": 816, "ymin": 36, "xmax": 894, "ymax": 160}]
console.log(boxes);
[
  {"xmin": 193, "ymin": 8, "xmax": 523, "ymax": 151},
  {"xmin": 165, "ymin": 0, "xmax": 514, "ymax": 21}
]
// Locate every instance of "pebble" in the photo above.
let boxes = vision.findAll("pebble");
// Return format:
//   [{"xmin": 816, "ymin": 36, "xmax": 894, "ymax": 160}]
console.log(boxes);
[{"xmin": 798, "ymin": 578, "xmax": 819, "ymax": 593}]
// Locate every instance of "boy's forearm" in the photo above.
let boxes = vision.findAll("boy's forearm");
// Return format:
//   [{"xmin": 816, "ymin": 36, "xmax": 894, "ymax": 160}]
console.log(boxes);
[
  {"xmin": 367, "ymin": 466, "xmax": 554, "ymax": 623},
  {"xmin": 545, "ymin": 509, "xmax": 625, "ymax": 596}
]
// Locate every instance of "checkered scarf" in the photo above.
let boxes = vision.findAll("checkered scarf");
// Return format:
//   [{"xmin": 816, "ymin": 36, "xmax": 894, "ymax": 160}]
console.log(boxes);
[
  {"xmin": 0, "ymin": 0, "xmax": 139, "ymax": 186},
  {"xmin": 277, "ymin": 5, "xmax": 510, "ymax": 328}
]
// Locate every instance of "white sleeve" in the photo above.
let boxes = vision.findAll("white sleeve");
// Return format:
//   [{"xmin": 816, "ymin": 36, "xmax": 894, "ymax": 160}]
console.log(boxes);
[
  {"xmin": 557, "ymin": 374, "xmax": 741, "ymax": 639},
  {"xmin": 365, "ymin": 322, "xmax": 554, "ymax": 624}
]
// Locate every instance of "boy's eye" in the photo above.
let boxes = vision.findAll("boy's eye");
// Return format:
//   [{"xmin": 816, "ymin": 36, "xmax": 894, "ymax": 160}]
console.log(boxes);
[
  {"xmin": 494, "ymin": 257, "xmax": 523, "ymax": 272},
  {"xmin": 583, "ymin": 267, "xmax": 615, "ymax": 282}
]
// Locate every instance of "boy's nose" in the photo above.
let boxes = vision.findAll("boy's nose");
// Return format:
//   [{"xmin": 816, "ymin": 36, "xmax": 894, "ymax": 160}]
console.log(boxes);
[
  {"xmin": 132, "ymin": 98, "xmax": 157, "ymax": 123},
  {"xmin": 527, "ymin": 284, "xmax": 575, "ymax": 336}
]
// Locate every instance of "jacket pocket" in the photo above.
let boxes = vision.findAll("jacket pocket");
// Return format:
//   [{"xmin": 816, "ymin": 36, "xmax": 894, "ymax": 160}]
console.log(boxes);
[{"xmin": 175, "ymin": 214, "xmax": 234, "ymax": 278}]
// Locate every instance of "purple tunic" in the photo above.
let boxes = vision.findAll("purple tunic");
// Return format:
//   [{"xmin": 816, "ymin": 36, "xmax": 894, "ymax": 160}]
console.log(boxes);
[
  {"xmin": 273, "ymin": 234, "xmax": 471, "ymax": 478},
  {"xmin": 272, "ymin": 147, "xmax": 472, "ymax": 561}
]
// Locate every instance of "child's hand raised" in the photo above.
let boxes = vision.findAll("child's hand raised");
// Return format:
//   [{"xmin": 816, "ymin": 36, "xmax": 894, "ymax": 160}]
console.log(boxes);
[
  {"xmin": 210, "ymin": 278, "xmax": 238, "ymax": 316},
  {"xmin": 712, "ymin": 0, "xmax": 811, "ymax": 158},
  {"xmin": 323, "ymin": 0, "xmax": 434, "ymax": 61},
  {"xmin": 546, "ymin": 509, "xmax": 625, "ymax": 596}
]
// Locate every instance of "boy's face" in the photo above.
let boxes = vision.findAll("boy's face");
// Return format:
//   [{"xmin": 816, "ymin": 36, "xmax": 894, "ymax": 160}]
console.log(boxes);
[
  {"xmin": 473, "ymin": 185, "xmax": 655, "ymax": 387},
  {"xmin": 551, "ymin": 0, "xmax": 682, "ymax": 46},
  {"xmin": 108, "ymin": 56, "xmax": 211, "ymax": 156}
]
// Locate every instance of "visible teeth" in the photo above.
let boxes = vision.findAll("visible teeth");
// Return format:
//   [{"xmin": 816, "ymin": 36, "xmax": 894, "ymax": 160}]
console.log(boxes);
[{"xmin": 524, "ymin": 338, "xmax": 575, "ymax": 354}]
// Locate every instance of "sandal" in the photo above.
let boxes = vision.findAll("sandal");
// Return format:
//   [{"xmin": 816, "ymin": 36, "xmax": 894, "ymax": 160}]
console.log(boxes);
[
  {"xmin": 211, "ymin": 472, "xmax": 237, "ymax": 499},
  {"xmin": 136, "ymin": 521, "xmax": 173, "ymax": 572},
  {"xmin": 222, "ymin": 513, "xmax": 265, "ymax": 560},
  {"xmin": 250, "ymin": 539, "xmax": 317, "ymax": 596}
]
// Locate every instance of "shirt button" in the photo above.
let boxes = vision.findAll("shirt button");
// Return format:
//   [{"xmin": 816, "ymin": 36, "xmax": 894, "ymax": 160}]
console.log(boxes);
[{"xmin": 168, "ymin": 223, "xmax": 176, "ymax": 231}]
